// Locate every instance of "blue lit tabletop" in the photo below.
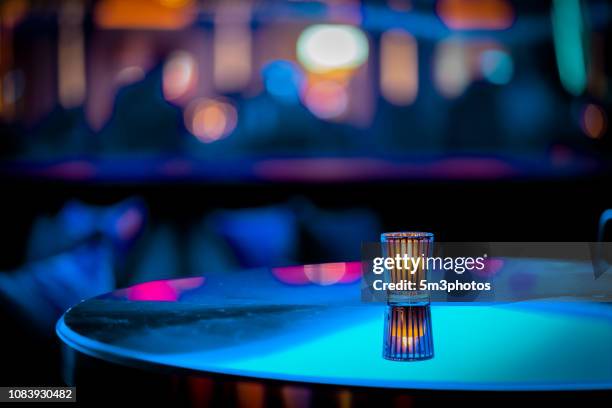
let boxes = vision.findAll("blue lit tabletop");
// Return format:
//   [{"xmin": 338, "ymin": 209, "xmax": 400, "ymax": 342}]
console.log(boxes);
[{"xmin": 57, "ymin": 261, "xmax": 612, "ymax": 391}]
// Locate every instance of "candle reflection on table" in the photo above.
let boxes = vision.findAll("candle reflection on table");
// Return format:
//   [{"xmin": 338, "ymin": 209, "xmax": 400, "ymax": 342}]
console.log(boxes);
[{"xmin": 382, "ymin": 304, "xmax": 434, "ymax": 361}]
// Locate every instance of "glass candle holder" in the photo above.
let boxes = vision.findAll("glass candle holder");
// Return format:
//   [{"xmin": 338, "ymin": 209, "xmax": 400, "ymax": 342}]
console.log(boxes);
[
  {"xmin": 382, "ymin": 304, "xmax": 434, "ymax": 361},
  {"xmin": 380, "ymin": 232, "xmax": 433, "ymax": 306}
]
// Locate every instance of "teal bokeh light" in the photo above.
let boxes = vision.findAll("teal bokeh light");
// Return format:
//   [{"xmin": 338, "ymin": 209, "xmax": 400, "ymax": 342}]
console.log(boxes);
[
  {"xmin": 481, "ymin": 50, "xmax": 514, "ymax": 85},
  {"xmin": 551, "ymin": 0, "xmax": 588, "ymax": 96}
]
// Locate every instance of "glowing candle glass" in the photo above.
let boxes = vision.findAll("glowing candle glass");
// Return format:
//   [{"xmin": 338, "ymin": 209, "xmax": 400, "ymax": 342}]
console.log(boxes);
[
  {"xmin": 380, "ymin": 232, "xmax": 433, "ymax": 306},
  {"xmin": 381, "ymin": 232, "xmax": 434, "ymax": 361}
]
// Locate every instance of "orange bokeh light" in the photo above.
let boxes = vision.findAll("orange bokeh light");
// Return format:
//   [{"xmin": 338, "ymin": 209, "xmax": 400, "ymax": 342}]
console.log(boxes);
[
  {"xmin": 95, "ymin": 0, "xmax": 196, "ymax": 30},
  {"xmin": 302, "ymin": 79, "xmax": 349, "ymax": 120},
  {"xmin": 582, "ymin": 104, "xmax": 607, "ymax": 139},
  {"xmin": 184, "ymin": 98, "xmax": 238, "ymax": 143},
  {"xmin": 437, "ymin": 0, "xmax": 514, "ymax": 30}
]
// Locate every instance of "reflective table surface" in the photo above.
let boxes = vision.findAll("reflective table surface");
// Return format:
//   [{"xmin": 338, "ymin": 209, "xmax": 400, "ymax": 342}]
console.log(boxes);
[{"xmin": 57, "ymin": 261, "xmax": 612, "ymax": 391}]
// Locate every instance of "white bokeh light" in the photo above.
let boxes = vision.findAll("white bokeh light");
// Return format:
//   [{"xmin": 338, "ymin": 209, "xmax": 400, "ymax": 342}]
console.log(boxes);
[{"xmin": 297, "ymin": 25, "xmax": 369, "ymax": 73}]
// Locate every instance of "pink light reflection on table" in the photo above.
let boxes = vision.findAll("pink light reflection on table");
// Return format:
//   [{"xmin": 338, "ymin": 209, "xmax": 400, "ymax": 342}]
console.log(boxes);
[
  {"xmin": 272, "ymin": 261, "xmax": 362, "ymax": 286},
  {"xmin": 124, "ymin": 277, "xmax": 205, "ymax": 301}
]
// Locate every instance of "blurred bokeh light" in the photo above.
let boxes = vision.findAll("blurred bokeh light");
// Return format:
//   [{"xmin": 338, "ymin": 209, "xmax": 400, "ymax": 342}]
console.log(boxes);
[
  {"xmin": 184, "ymin": 98, "xmax": 237, "ymax": 143},
  {"xmin": 297, "ymin": 25, "xmax": 369, "ymax": 73},
  {"xmin": 0, "ymin": 0, "xmax": 610, "ymax": 177},
  {"xmin": 163, "ymin": 50, "xmax": 197, "ymax": 103}
]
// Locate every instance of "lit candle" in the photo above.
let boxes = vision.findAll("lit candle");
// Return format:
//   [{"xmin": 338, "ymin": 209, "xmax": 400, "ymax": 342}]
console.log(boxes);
[{"xmin": 381, "ymin": 232, "xmax": 435, "ymax": 361}]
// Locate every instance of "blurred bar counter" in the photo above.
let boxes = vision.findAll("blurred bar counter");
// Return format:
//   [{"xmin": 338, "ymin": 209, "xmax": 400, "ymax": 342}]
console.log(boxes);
[{"xmin": 0, "ymin": 153, "xmax": 607, "ymax": 183}]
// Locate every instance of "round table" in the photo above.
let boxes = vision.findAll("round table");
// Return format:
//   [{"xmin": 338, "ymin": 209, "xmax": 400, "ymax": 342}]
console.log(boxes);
[{"xmin": 56, "ymin": 261, "xmax": 612, "ymax": 403}]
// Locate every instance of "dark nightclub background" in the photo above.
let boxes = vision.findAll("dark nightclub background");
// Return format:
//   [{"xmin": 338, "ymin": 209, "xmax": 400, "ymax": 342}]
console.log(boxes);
[{"xmin": 0, "ymin": 0, "xmax": 611, "ymax": 400}]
